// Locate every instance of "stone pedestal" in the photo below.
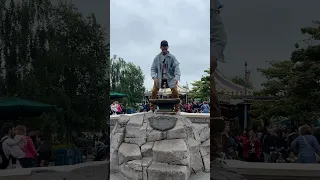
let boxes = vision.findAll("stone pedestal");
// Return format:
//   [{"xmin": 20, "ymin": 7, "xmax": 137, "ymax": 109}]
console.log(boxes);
[
  {"xmin": 110, "ymin": 113, "xmax": 210, "ymax": 180},
  {"xmin": 149, "ymin": 98, "xmax": 180, "ymax": 114}
]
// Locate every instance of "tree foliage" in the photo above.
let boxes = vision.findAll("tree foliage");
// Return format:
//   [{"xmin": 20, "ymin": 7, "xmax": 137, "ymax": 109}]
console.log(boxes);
[
  {"xmin": 110, "ymin": 57, "xmax": 145, "ymax": 106},
  {"xmin": 230, "ymin": 75, "xmax": 253, "ymax": 89},
  {"xmin": 251, "ymin": 21, "xmax": 320, "ymax": 125},
  {"xmin": 0, "ymin": 0, "xmax": 109, "ymax": 136},
  {"xmin": 190, "ymin": 68, "xmax": 210, "ymax": 101}
]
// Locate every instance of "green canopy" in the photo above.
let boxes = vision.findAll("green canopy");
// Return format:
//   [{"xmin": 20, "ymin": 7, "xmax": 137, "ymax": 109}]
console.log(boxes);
[
  {"xmin": 0, "ymin": 98, "xmax": 61, "ymax": 118},
  {"xmin": 110, "ymin": 92, "xmax": 128, "ymax": 99}
]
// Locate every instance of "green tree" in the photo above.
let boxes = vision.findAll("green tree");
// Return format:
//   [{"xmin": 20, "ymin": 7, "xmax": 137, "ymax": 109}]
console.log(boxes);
[
  {"xmin": 110, "ymin": 56, "xmax": 145, "ymax": 106},
  {"xmin": 190, "ymin": 68, "xmax": 210, "ymax": 101},
  {"xmin": 252, "ymin": 21, "xmax": 320, "ymax": 125},
  {"xmin": 230, "ymin": 75, "xmax": 253, "ymax": 89},
  {"xmin": 0, "ymin": 0, "xmax": 109, "ymax": 138}
]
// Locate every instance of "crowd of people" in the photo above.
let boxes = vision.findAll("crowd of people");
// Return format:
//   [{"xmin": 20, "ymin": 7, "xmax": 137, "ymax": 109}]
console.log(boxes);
[
  {"xmin": 110, "ymin": 101, "xmax": 126, "ymax": 115},
  {"xmin": 181, "ymin": 101, "xmax": 210, "ymax": 113},
  {"xmin": 138, "ymin": 100, "xmax": 210, "ymax": 113},
  {"xmin": 0, "ymin": 123, "xmax": 52, "ymax": 169},
  {"xmin": 221, "ymin": 124, "xmax": 320, "ymax": 164}
]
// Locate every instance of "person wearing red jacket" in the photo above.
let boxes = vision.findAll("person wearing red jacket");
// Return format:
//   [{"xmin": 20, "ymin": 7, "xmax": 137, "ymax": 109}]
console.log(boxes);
[
  {"xmin": 20, "ymin": 135, "xmax": 38, "ymax": 168},
  {"xmin": 244, "ymin": 130, "xmax": 261, "ymax": 162},
  {"xmin": 184, "ymin": 102, "xmax": 192, "ymax": 113}
]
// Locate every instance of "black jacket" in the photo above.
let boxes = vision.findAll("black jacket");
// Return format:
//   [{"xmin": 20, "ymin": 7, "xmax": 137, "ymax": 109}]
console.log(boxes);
[{"xmin": 263, "ymin": 135, "xmax": 280, "ymax": 153}]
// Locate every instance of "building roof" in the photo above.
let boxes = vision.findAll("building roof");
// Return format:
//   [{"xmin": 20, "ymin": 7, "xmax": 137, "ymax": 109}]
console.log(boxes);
[{"xmin": 215, "ymin": 70, "xmax": 253, "ymax": 95}]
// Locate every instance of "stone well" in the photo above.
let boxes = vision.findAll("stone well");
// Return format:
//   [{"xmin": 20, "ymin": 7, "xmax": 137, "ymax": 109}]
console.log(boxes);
[{"xmin": 110, "ymin": 112, "xmax": 210, "ymax": 180}]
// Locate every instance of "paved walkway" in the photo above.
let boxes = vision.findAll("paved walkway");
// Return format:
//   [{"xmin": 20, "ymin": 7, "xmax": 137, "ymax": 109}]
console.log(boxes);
[
  {"xmin": 190, "ymin": 172, "xmax": 210, "ymax": 180},
  {"xmin": 110, "ymin": 172, "xmax": 210, "ymax": 180}
]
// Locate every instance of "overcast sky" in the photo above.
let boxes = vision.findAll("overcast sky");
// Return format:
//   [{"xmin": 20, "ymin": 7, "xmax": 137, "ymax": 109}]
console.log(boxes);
[
  {"xmin": 72, "ymin": 0, "xmax": 320, "ymax": 90},
  {"xmin": 219, "ymin": 0, "xmax": 320, "ymax": 89},
  {"xmin": 110, "ymin": 0, "xmax": 210, "ymax": 90}
]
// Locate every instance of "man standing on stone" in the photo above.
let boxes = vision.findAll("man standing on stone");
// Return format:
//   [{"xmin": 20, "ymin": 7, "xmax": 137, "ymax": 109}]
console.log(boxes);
[{"xmin": 150, "ymin": 40, "xmax": 181, "ymax": 112}]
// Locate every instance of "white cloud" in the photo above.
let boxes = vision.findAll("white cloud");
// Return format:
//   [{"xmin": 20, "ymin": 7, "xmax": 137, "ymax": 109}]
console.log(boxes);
[{"xmin": 111, "ymin": 0, "xmax": 210, "ymax": 90}]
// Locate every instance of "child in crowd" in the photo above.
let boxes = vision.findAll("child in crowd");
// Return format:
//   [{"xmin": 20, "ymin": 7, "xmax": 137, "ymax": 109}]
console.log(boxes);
[
  {"xmin": 285, "ymin": 150, "xmax": 298, "ymax": 163},
  {"xmin": 9, "ymin": 125, "xmax": 27, "ymax": 168},
  {"xmin": 14, "ymin": 125, "xmax": 27, "ymax": 149}
]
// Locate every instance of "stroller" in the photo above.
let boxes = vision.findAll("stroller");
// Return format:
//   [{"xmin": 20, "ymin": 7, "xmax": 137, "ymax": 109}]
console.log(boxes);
[
  {"xmin": 270, "ymin": 148, "xmax": 286, "ymax": 163},
  {"xmin": 93, "ymin": 142, "xmax": 108, "ymax": 161}
]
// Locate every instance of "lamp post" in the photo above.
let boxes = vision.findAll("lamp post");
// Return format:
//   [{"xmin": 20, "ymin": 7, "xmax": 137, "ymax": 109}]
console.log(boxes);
[{"xmin": 244, "ymin": 61, "xmax": 251, "ymax": 129}]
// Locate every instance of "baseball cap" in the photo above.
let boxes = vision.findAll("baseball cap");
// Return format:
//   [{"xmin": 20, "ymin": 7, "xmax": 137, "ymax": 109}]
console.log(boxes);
[{"xmin": 160, "ymin": 40, "xmax": 168, "ymax": 47}]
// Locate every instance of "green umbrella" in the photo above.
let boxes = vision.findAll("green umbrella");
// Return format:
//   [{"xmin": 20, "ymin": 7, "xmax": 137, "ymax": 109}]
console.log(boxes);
[
  {"xmin": 110, "ymin": 92, "xmax": 128, "ymax": 99},
  {"xmin": 0, "ymin": 98, "xmax": 61, "ymax": 118}
]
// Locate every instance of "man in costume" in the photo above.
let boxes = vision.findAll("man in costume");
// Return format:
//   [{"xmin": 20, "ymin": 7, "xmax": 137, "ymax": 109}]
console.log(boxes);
[{"xmin": 150, "ymin": 40, "xmax": 181, "ymax": 112}]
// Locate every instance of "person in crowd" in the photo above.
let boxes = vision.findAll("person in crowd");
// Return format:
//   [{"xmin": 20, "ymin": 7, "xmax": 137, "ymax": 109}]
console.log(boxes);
[
  {"xmin": 256, "ymin": 127, "xmax": 262, "ymax": 141},
  {"xmin": 115, "ymin": 101, "xmax": 122, "ymax": 114},
  {"xmin": 291, "ymin": 124, "xmax": 320, "ymax": 163},
  {"xmin": 110, "ymin": 102, "xmax": 117, "ymax": 115},
  {"xmin": 274, "ymin": 128, "xmax": 287, "ymax": 157},
  {"xmin": 221, "ymin": 125, "xmax": 233, "ymax": 159},
  {"xmin": 285, "ymin": 149, "xmax": 298, "ymax": 163},
  {"xmin": 28, "ymin": 131, "xmax": 37, "ymax": 146},
  {"xmin": 184, "ymin": 102, "xmax": 192, "ymax": 113},
  {"xmin": 0, "ymin": 123, "xmax": 25, "ymax": 169},
  {"xmin": 313, "ymin": 127, "xmax": 320, "ymax": 145},
  {"xmin": 200, "ymin": 101, "xmax": 210, "ymax": 113},
  {"xmin": 120, "ymin": 103, "xmax": 126, "ymax": 114},
  {"xmin": 11, "ymin": 125, "xmax": 28, "ymax": 168},
  {"xmin": 18, "ymin": 125, "xmax": 37, "ymax": 168},
  {"xmin": 236, "ymin": 132, "xmax": 247, "ymax": 160},
  {"xmin": 262, "ymin": 128, "xmax": 280, "ymax": 162},
  {"xmin": 142, "ymin": 104, "xmax": 146, "ymax": 112},
  {"xmin": 189, "ymin": 102, "xmax": 193, "ymax": 113},
  {"xmin": 245, "ymin": 130, "xmax": 261, "ymax": 162},
  {"xmin": 192, "ymin": 101, "xmax": 200, "ymax": 113},
  {"xmin": 145, "ymin": 103, "xmax": 150, "ymax": 112},
  {"xmin": 179, "ymin": 100, "xmax": 185, "ymax": 112},
  {"xmin": 14, "ymin": 126, "xmax": 27, "ymax": 149},
  {"xmin": 230, "ymin": 133, "xmax": 239, "ymax": 160},
  {"xmin": 139, "ymin": 104, "xmax": 144, "ymax": 112},
  {"xmin": 275, "ymin": 153, "xmax": 286, "ymax": 163},
  {"xmin": 37, "ymin": 135, "xmax": 52, "ymax": 167}
]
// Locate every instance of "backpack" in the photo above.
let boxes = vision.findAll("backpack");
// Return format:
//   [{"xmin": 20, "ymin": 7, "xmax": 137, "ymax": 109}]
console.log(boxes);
[{"xmin": 0, "ymin": 137, "xmax": 10, "ymax": 169}]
